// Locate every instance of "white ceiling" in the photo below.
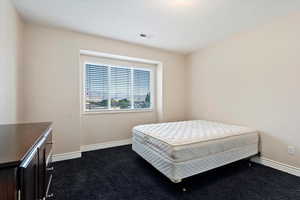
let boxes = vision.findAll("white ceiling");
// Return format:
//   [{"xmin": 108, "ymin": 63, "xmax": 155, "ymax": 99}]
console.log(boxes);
[{"xmin": 13, "ymin": 0, "xmax": 300, "ymax": 54}]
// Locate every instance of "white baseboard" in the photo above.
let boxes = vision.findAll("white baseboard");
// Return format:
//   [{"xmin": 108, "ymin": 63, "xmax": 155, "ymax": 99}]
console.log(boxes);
[
  {"xmin": 53, "ymin": 139, "xmax": 132, "ymax": 162},
  {"xmin": 251, "ymin": 156, "xmax": 300, "ymax": 177},
  {"xmin": 81, "ymin": 138, "xmax": 132, "ymax": 152},
  {"xmin": 52, "ymin": 151, "xmax": 82, "ymax": 162}
]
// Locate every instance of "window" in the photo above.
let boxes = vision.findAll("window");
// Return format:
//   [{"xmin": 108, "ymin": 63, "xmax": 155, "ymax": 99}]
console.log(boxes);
[{"xmin": 84, "ymin": 63, "xmax": 153, "ymax": 112}]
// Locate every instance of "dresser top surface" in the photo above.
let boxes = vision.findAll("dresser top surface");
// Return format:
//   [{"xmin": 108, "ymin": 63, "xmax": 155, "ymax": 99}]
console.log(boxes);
[{"xmin": 0, "ymin": 122, "xmax": 52, "ymax": 168}]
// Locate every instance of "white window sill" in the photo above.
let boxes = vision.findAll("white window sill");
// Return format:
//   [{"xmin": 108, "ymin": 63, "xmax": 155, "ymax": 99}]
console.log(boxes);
[{"xmin": 82, "ymin": 109, "xmax": 154, "ymax": 115}]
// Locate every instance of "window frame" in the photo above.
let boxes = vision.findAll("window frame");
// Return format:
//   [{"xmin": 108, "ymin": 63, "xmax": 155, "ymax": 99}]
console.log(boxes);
[{"xmin": 82, "ymin": 61, "xmax": 155, "ymax": 114}]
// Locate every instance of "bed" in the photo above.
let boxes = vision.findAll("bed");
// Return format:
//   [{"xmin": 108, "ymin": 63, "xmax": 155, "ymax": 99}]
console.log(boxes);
[{"xmin": 132, "ymin": 120, "xmax": 259, "ymax": 183}]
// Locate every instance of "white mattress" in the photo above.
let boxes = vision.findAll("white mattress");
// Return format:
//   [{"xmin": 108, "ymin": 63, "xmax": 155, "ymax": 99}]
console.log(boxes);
[{"xmin": 133, "ymin": 120, "xmax": 259, "ymax": 163}]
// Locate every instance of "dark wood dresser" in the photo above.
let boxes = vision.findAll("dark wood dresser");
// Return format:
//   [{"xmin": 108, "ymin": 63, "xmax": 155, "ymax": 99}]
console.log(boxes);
[{"xmin": 0, "ymin": 122, "xmax": 53, "ymax": 200}]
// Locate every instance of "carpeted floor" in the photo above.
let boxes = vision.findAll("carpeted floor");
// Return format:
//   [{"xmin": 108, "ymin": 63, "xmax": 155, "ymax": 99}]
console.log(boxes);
[{"xmin": 52, "ymin": 145, "xmax": 300, "ymax": 200}]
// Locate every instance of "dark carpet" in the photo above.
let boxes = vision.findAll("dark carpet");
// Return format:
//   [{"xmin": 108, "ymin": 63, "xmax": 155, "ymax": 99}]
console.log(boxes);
[{"xmin": 52, "ymin": 145, "xmax": 300, "ymax": 200}]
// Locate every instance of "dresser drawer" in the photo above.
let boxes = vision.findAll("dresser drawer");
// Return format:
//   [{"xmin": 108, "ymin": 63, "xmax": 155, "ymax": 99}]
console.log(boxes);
[
  {"xmin": 43, "ymin": 129, "xmax": 54, "ymax": 199},
  {"xmin": 45, "ymin": 130, "xmax": 53, "ymax": 166},
  {"xmin": 20, "ymin": 148, "xmax": 40, "ymax": 200},
  {"xmin": 36, "ymin": 128, "xmax": 53, "ymax": 199}
]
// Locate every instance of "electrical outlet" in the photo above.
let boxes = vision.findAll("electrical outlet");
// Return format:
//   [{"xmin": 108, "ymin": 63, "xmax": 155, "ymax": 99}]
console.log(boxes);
[{"xmin": 288, "ymin": 146, "xmax": 296, "ymax": 155}]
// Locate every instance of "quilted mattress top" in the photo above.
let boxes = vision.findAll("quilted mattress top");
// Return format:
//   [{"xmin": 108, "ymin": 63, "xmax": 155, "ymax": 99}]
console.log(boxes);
[{"xmin": 133, "ymin": 120, "xmax": 257, "ymax": 146}]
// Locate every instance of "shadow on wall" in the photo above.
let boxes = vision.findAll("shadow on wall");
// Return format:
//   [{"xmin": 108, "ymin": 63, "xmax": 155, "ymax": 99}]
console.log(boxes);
[{"xmin": 259, "ymin": 131, "xmax": 299, "ymax": 167}]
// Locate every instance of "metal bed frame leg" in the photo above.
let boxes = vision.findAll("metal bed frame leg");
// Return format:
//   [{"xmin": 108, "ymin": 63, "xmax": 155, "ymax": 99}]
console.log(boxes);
[
  {"xmin": 170, "ymin": 178, "xmax": 182, "ymax": 183},
  {"xmin": 170, "ymin": 178, "xmax": 188, "ymax": 192},
  {"xmin": 248, "ymin": 153, "xmax": 260, "ymax": 167}
]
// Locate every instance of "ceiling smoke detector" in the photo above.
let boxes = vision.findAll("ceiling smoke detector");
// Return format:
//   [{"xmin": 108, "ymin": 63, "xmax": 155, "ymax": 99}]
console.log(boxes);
[{"xmin": 139, "ymin": 33, "xmax": 148, "ymax": 38}]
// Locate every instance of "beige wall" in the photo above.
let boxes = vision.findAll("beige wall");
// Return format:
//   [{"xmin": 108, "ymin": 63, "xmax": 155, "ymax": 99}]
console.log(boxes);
[
  {"xmin": 21, "ymin": 6, "xmax": 300, "ymax": 168},
  {"xmin": 23, "ymin": 24, "xmax": 186, "ymax": 154},
  {"xmin": 0, "ymin": 0, "xmax": 24, "ymax": 123},
  {"xmin": 186, "ymin": 12, "xmax": 300, "ymax": 168}
]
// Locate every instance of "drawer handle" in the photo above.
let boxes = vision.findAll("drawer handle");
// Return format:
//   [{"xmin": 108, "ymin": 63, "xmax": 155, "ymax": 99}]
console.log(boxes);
[
  {"xmin": 46, "ymin": 142, "xmax": 53, "ymax": 145},
  {"xmin": 46, "ymin": 167, "xmax": 54, "ymax": 171}
]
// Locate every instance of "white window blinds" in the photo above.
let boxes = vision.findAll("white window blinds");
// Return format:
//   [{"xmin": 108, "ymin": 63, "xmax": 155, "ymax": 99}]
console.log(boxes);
[
  {"xmin": 133, "ymin": 69, "xmax": 151, "ymax": 109},
  {"xmin": 85, "ymin": 65, "xmax": 109, "ymax": 110},
  {"xmin": 110, "ymin": 67, "xmax": 132, "ymax": 109},
  {"xmin": 85, "ymin": 64, "xmax": 152, "ymax": 112}
]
